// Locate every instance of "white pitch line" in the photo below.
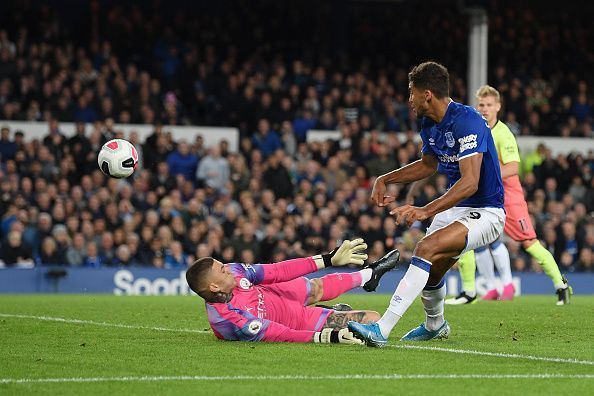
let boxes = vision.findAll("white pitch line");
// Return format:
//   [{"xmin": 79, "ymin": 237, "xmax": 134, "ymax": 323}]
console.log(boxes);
[
  {"xmin": 2, "ymin": 313, "xmax": 593, "ymax": 367},
  {"xmin": 1, "ymin": 373, "xmax": 593, "ymax": 385},
  {"xmin": 0, "ymin": 313, "xmax": 210, "ymax": 334},
  {"xmin": 390, "ymin": 344, "xmax": 594, "ymax": 366}
]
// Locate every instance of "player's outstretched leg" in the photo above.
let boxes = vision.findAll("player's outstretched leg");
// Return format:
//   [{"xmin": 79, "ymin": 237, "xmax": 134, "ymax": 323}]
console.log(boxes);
[
  {"xmin": 348, "ymin": 257, "xmax": 431, "ymax": 347},
  {"xmin": 523, "ymin": 240, "xmax": 572, "ymax": 305},
  {"xmin": 445, "ymin": 250, "xmax": 477, "ymax": 305},
  {"xmin": 307, "ymin": 271, "xmax": 370, "ymax": 305},
  {"xmin": 349, "ymin": 222, "xmax": 467, "ymax": 347},
  {"xmin": 401, "ymin": 277, "xmax": 450, "ymax": 341},
  {"xmin": 362, "ymin": 249, "xmax": 400, "ymax": 292}
]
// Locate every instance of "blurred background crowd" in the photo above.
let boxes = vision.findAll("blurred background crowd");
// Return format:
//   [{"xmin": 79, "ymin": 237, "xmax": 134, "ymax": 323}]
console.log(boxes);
[{"xmin": 0, "ymin": 0, "xmax": 592, "ymax": 272}]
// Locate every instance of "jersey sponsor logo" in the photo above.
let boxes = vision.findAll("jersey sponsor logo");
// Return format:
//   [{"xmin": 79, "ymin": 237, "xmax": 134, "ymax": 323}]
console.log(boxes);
[
  {"xmin": 459, "ymin": 134, "xmax": 478, "ymax": 153},
  {"xmin": 391, "ymin": 295, "xmax": 402, "ymax": 304},
  {"xmin": 247, "ymin": 320, "xmax": 262, "ymax": 334},
  {"xmin": 438, "ymin": 153, "xmax": 459, "ymax": 163},
  {"xmin": 468, "ymin": 212, "xmax": 481, "ymax": 219},
  {"xmin": 445, "ymin": 132, "xmax": 455, "ymax": 147},
  {"xmin": 239, "ymin": 278, "xmax": 251, "ymax": 289},
  {"xmin": 256, "ymin": 291, "xmax": 266, "ymax": 318}
]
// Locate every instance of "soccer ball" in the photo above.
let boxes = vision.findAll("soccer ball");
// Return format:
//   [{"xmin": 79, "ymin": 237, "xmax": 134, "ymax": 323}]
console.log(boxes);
[{"xmin": 97, "ymin": 139, "xmax": 138, "ymax": 178}]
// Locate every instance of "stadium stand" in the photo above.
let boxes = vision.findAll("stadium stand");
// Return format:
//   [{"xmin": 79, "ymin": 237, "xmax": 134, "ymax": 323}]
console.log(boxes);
[{"xmin": 0, "ymin": 0, "xmax": 592, "ymax": 273}]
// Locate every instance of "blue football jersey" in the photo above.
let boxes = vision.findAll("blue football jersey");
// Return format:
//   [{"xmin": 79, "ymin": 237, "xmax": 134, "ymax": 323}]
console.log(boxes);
[{"xmin": 420, "ymin": 101, "xmax": 504, "ymax": 208}]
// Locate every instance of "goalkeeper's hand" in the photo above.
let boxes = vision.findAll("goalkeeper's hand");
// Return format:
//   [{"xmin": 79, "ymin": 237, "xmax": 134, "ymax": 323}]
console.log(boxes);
[
  {"xmin": 324, "ymin": 238, "xmax": 368, "ymax": 267},
  {"xmin": 313, "ymin": 328, "xmax": 364, "ymax": 345}
]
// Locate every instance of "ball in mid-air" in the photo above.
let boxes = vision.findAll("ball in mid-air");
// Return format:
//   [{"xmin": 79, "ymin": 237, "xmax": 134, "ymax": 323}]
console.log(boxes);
[{"xmin": 97, "ymin": 139, "xmax": 138, "ymax": 178}]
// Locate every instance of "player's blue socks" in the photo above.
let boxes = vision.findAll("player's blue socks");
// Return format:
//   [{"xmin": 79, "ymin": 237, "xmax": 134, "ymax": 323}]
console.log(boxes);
[{"xmin": 376, "ymin": 256, "xmax": 431, "ymax": 338}]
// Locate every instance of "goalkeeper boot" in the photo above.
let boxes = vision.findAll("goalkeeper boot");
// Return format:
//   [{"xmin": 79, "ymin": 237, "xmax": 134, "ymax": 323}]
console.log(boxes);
[
  {"xmin": 445, "ymin": 291, "xmax": 477, "ymax": 305},
  {"xmin": 400, "ymin": 321, "xmax": 450, "ymax": 341},
  {"xmin": 347, "ymin": 321, "xmax": 388, "ymax": 348},
  {"xmin": 363, "ymin": 249, "xmax": 400, "ymax": 292},
  {"xmin": 556, "ymin": 277, "xmax": 573, "ymax": 306},
  {"xmin": 315, "ymin": 303, "xmax": 353, "ymax": 311}
]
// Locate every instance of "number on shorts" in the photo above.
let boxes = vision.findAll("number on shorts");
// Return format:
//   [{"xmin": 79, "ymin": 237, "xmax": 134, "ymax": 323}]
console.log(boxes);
[
  {"xmin": 518, "ymin": 218, "xmax": 528, "ymax": 232},
  {"xmin": 468, "ymin": 212, "xmax": 481, "ymax": 220}
]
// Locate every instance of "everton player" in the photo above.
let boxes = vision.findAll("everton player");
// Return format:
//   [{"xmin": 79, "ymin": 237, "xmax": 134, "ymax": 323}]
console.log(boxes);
[
  {"xmin": 349, "ymin": 61, "xmax": 505, "ymax": 346},
  {"xmin": 186, "ymin": 238, "xmax": 400, "ymax": 343},
  {"xmin": 446, "ymin": 85, "xmax": 571, "ymax": 305}
]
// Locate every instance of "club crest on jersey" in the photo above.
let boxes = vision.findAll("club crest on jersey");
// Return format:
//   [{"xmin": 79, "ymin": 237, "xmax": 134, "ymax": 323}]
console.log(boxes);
[
  {"xmin": 445, "ymin": 132, "xmax": 455, "ymax": 147},
  {"xmin": 239, "ymin": 278, "xmax": 251, "ymax": 289},
  {"xmin": 247, "ymin": 320, "xmax": 262, "ymax": 334}
]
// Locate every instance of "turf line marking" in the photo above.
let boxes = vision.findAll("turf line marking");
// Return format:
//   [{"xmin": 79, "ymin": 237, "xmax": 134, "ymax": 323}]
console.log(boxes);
[
  {"xmin": 2, "ymin": 313, "xmax": 593, "ymax": 367},
  {"xmin": 0, "ymin": 313, "xmax": 210, "ymax": 334},
  {"xmin": 1, "ymin": 373, "xmax": 593, "ymax": 384},
  {"xmin": 389, "ymin": 344, "xmax": 594, "ymax": 366}
]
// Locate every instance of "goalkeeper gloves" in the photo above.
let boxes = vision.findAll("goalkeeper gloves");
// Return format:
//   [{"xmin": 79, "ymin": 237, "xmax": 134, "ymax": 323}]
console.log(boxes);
[
  {"xmin": 322, "ymin": 238, "xmax": 368, "ymax": 267},
  {"xmin": 313, "ymin": 328, "xmax": 364, "ymax": 345}
]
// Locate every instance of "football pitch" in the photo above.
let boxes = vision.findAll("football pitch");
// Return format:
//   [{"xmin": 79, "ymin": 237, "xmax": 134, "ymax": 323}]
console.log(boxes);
[{"xmin": 0, "ymin": 295, "xmax": 592, "ymax": 395}]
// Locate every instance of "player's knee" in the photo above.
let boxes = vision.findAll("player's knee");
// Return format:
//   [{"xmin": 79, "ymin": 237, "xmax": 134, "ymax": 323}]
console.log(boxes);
[
  {"xmin": 414, "ymin": 238, "xmax": 435, "ymax": 260},
  {"xmin": 309, "ymin": 279, "xmax": 324, "ymax": 303},
  {"xmin": 522, "ymin": 239, "xmax": 536, "ymax": 249}
]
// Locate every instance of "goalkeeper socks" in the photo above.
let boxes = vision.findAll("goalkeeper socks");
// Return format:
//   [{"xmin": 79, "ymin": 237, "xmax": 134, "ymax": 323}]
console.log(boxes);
[
  {"xmin": 525, "ymin": 241, "xmax": 565, "ymax": 289},
  {"xmin": 457, "ymin": 250, "xmax": 476, "ymax": 297},
  {"xmin": 490, "ymin": 240, "xmax": 513, "ymax": 285},
  {"xmin": 319, "ymin": 272, "xmax": 362, "ymax": 301},
  {"xmin": 422, "ymin": 279, "xmax": 446, "ymax": 331},
  {"xmin": 377, "ymin": 257, "xmax": 430, "ymax": 338},
  {"xmin": 475, "ymin": 247, "xmax": 497, "ymax": 290},
  {"xmin": 358, "ymin": 268, "xmax": 373, "ymax": 287}
]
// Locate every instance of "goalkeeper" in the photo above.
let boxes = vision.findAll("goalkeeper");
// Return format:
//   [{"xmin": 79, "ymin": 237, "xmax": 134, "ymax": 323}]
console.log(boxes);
[{"xmin": 186, "ymin": 239, "xmax": 399, "ymax": 344}]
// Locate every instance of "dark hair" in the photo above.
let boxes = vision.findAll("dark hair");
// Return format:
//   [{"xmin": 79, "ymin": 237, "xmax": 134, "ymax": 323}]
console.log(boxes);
[
  {"xmin": 186, "ymin": 257, "xmax": 215, "ymax": 296},
  {"xmin": 408, "ymin": 61, "xmax": 449, "ymax": 99}
]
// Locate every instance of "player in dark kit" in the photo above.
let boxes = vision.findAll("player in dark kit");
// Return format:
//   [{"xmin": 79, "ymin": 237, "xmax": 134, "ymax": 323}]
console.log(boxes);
[{"xmin": 349, "ymin": 62, "xmax": 505, "ymax": 346}]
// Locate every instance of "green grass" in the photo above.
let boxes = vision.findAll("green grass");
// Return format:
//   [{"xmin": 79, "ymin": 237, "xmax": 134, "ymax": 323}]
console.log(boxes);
[{"xmin": 0, "ymin": 294, "xmax": 592, "ymax": 395}]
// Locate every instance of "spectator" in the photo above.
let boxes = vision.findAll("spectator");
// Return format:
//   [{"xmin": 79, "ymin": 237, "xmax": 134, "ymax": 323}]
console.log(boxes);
[
  {"xmin": 0, "ymin": 231, "xmax": 33, "ymax": 267},
  {"xmin": 263, "ymin": 150, "xmax": 294, "ymax": 199},
  {"xmin": 65, "ymin": 233, "xmax": 86, "ymax": 267},
  {"xmin": 83, "ymin": 241, "xmax": 104, "ymax": 268},
  {"xmin": 38, "ymin": 237, "xmax": 65, "ymax": 266},
  {"xmin": 0, "ymin": 126, "xmax": 17, "ymax": 162},
  {"xmin": 196, "ymin": 145, "xmax": 230, "ymax": 192},
  {"xmin": 166, "ymin": 140, "xmax": 198, "ymax": 181},
  {"xmin": 230, "ymin": 223, "xmax": 260, "ymax": 262},
  {"xmin": 164, "ymin": 241, "xmax": 190, "ymax": 268},
  {"xmin": 252, "ymin": 119, "xmax": 281, "ymax": 159}
]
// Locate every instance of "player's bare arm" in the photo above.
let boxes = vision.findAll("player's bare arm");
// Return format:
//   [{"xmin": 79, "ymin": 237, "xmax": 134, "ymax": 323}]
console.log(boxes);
[
  {"xmin": 323, "ymin": 311, "xmax": 380, "ymax": 330},
  {"xmin": 500, "ymin": 160, "xmax": 519, "ymax": 179},
  {"xmin": 371, "ymin": 153, "xmax": 437, "ymax": 206},
  {"xmin": 390, "ymin": 153, "xmax": 482, "ymax": 226}
]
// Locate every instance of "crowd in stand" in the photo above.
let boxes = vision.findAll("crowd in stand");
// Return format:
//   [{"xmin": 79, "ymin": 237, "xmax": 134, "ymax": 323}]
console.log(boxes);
[
  {"xmin": 0, "ymin": 120, "xmax": 592, "ymax": 272},
  {"xmin": 0, "ymin": 1, "xmax": 592, "ymax": 138},
  {"xmin": 0, "ymin": 0, "xmax": 592, "ymax": 272}
]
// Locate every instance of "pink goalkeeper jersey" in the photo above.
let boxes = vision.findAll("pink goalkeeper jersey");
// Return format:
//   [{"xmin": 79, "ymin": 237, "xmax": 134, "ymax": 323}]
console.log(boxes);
[{"xmin": 205, "ymin": 257, "xmax": 325, "ymax": 343}]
